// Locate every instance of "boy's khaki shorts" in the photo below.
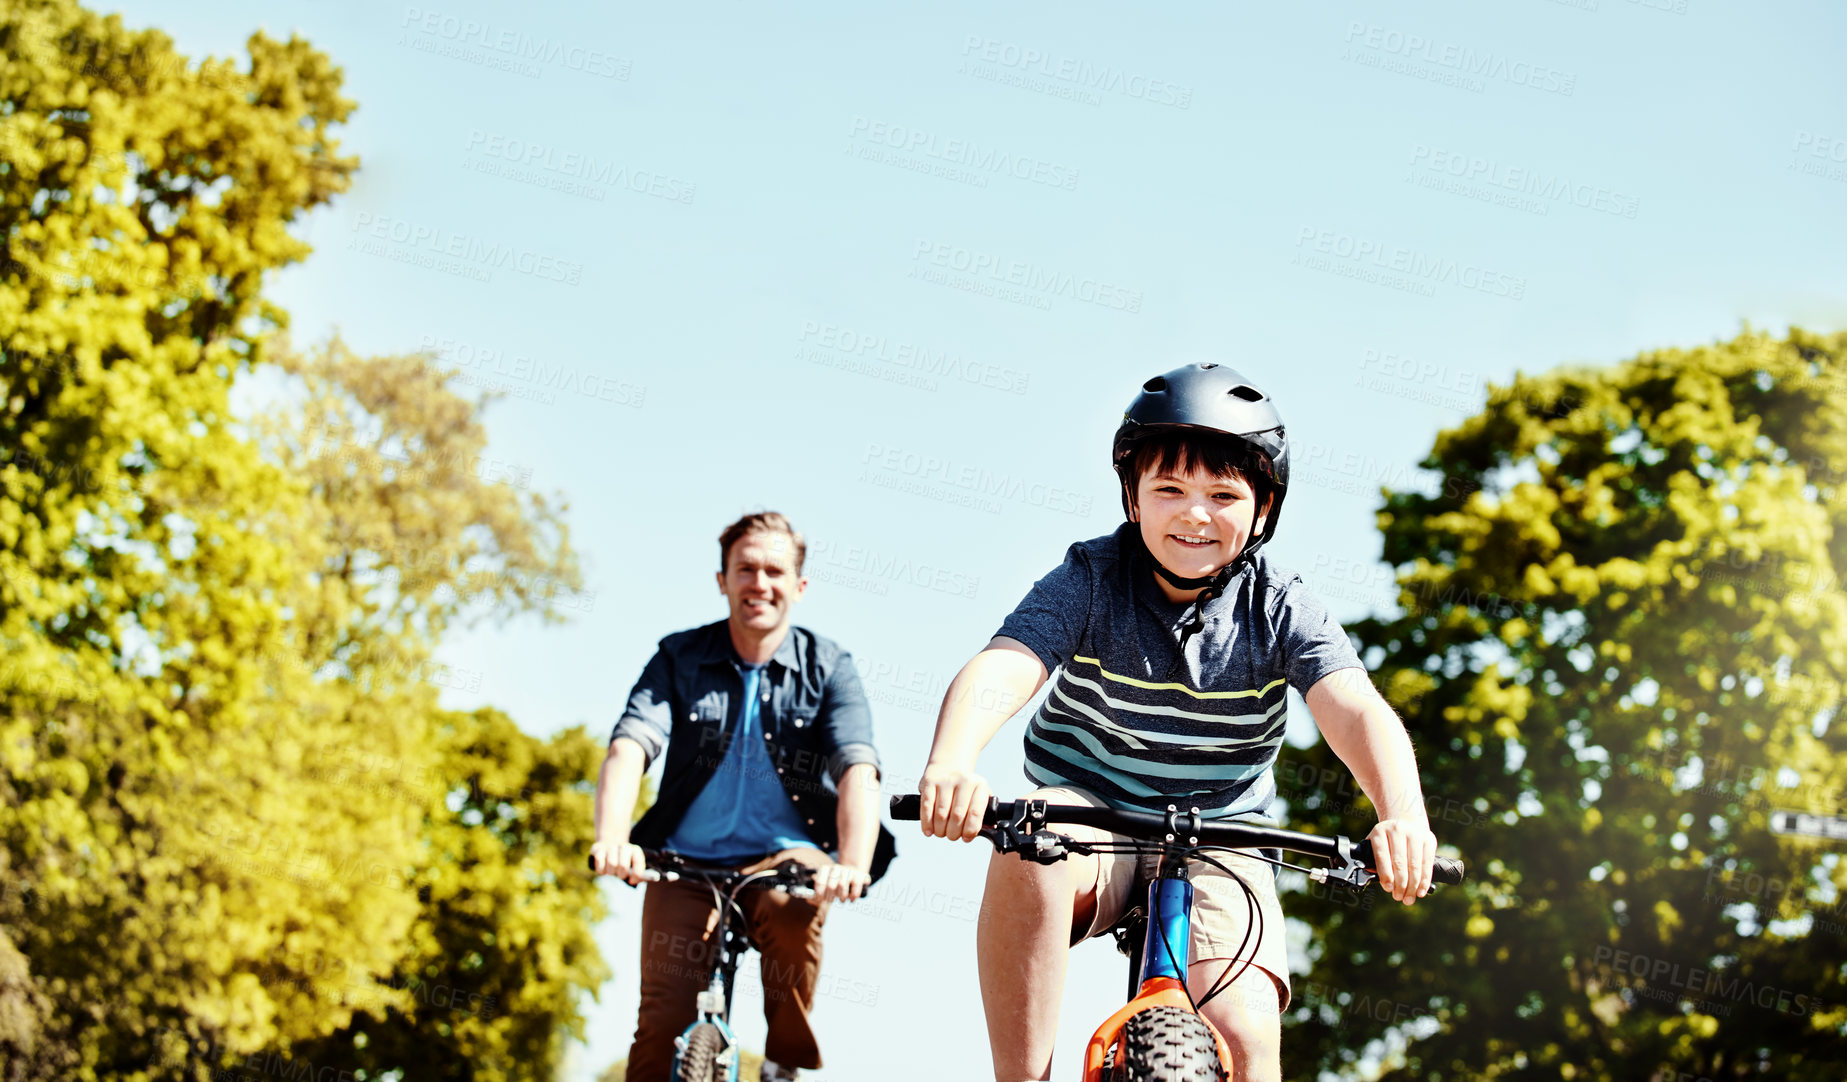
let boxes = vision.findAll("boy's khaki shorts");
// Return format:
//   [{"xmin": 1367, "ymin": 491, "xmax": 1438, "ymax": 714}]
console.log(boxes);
[{"xmin": 1034, "ymin": 785, "xmax": 1293, "ymax": 1010}]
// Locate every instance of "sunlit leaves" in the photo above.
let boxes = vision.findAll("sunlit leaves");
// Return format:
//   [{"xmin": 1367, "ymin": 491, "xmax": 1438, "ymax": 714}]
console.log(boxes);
[{"xmin": 1282, "ymin": 329, "xmax": 1847, "ymax": 1081}]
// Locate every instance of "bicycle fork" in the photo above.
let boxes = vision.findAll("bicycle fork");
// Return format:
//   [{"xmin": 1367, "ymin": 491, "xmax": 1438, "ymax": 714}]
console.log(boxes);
[
  {"xmin": 671, "ymin": 919, "xmax": 749, "ymax": 1080},
  {"xmin": 1081, "ymin": 864, "xmax": 1235, "ymax": 1080}
]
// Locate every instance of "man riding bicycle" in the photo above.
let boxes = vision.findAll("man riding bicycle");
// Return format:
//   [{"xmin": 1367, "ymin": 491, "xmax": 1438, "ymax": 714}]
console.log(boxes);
[
  {"xmin": 591, "ymin": 512, "xmax": 895, "ymax": 1082},
  {"xmin": 916, "ymin": 364, "xmax": 1441, "ymax": 1082}
]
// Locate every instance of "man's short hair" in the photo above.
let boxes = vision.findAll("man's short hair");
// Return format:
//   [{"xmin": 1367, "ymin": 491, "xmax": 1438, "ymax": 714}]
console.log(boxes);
[
  {"xmin": 718, "ymin": 512, "xmax": 807, "ymax": 575},
  {"xmin": 1122, "ymin": 429, "xmax": 1271, "ymax": 515}
]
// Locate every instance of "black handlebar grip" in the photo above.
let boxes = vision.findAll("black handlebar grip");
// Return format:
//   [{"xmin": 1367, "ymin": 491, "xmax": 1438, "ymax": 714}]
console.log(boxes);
[
  {"xmin": 1433, "ymin": 855, "xmax": 1465, "ymax": 884},
  {"xmin": 888, "ymin": 794, "xmax": 1001, "ymax": 823}
]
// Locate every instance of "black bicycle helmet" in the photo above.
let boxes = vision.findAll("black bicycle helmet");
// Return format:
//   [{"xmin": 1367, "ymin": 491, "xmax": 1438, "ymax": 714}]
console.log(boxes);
[{"xmin": 1112, "ymin": 363, "xmax": 1290, "ymax": 574}]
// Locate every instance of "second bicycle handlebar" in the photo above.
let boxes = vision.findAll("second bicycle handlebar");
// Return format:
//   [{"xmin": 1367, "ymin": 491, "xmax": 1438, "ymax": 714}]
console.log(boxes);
[
  {"xmin": 890, "ymin": 794, "xmax": 1465, "ymax": 885},
  {"xmin": 586, "ymin": 849, "xmax": 821, "ymax": 894}
]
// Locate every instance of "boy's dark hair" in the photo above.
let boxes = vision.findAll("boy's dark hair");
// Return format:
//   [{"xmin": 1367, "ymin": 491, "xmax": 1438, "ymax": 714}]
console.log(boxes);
[
  {"xmin": 718, "ymin": 512, "xmax": 806, "ymax": 574},
  {"xmin": 1120, "ymin": 429, "xmax": 1275, "ymax": 517}
]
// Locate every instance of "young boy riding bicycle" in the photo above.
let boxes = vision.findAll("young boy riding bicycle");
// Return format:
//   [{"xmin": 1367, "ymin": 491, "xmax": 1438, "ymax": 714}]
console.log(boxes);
[{"xmin": 916, "ymin": 363, "xmax": 1440, "ymax": 1082}]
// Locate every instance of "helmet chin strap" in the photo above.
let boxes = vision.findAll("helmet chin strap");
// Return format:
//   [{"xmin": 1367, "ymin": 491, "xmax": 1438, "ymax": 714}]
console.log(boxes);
[
  {"xmin": 1135, "ymin": 531, "xmax": 1263, "ymax": 682},
  {"xmin": 1150, "ymin": 560, "xmax": 1232, "ymax": 592}
]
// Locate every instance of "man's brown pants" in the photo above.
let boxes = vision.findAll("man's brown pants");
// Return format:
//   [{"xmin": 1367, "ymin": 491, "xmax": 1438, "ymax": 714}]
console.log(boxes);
[{"xmin": 625, "ymin": 848, "xmax": 833, "ymax": 1082}]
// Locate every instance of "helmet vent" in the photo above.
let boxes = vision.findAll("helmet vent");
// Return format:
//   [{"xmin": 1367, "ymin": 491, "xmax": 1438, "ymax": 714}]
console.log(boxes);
[
  {"xmin": 1143, "ymin": 376, "xmax": 1168, "ymax": 392},
  {"xmin": 1228, "ymin": 384, "xmax": 1264, "ymax": 402}
]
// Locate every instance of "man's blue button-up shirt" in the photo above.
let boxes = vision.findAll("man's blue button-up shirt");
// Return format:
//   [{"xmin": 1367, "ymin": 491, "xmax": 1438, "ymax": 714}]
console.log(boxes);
[{"xmin": 612, "ymin": 621, "xmax": 895, "ymax": 881}]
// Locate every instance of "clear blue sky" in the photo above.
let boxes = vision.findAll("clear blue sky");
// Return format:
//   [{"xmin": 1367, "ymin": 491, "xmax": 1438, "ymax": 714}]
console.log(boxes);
[{"xmin": 106, "ymin": 0, "xmax": 1847, "ymax": 1077}]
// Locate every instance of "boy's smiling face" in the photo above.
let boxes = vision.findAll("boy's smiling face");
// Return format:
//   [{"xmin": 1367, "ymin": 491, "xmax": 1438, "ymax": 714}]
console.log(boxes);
[{"xmin": 1130, "ymin": 461, "xmax": 1269, "ymax": 593}]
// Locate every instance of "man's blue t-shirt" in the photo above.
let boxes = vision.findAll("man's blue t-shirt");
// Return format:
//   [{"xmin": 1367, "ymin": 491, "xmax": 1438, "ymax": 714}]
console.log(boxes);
[{"xmin": 666, "ymin": 664, "xmax": 818, "ymax": 863}]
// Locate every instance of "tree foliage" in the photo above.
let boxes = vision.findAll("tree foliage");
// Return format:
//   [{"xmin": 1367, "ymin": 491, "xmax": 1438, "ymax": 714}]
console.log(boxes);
[
  {"xmin": 1, "ymin": 5, "xmax": 609, "ymax": 1079},
  {"xmin": 287, "ymin": 707, "xmax": 611, "ymax": 1082},
  {"xmin": 228, "ymin": 337, "xmax": 602, "ymax": 1082},
  {"xmin": 2, "ymin": 3, "xmax": 367, "ymax": 1076},
  {"xmin": 1280, "ymin": 328, "xmax": 1847, "ymax": 1080}
]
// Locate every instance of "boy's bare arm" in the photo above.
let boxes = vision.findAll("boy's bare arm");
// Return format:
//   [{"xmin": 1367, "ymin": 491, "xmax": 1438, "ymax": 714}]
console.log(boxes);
[
  {"xmin": 1304, "ymin": 668, "xmax": 1437, "ymax": 905},
  {"xmin": 918, "ymin": 636, "xmax": 1048, "ymax": 841}
]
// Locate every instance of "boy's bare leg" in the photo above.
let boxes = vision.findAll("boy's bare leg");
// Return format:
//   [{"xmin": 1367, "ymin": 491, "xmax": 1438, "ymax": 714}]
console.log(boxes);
[
  {"xmin": 1190, "ymin": 959, "xmax": 1284, "ymax": 1082},
  {"xmin": 976, "ymin": 832, "xmax": 1103, "ymax": 1081}
]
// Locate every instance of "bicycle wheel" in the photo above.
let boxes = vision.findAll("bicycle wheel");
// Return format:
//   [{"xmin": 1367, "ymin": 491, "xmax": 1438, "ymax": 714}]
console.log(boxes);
[
  {"xmin": 1110, "ymin": 1006, "xmax": 1226, "ymax": 1082},
  {"xmin": 672, "ymin": 1022, "xmax": 730, "ymax": 1082}
]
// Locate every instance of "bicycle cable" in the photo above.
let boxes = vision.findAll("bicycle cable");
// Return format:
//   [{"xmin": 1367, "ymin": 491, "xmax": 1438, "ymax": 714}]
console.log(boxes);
[
  {"xmin": 987, "ymin": 825, "xmax": 1360, "ymax": 1021},
  {"xmin": 1185, "ymin": 847, "xmax": 1263, "ymax": 1013},
  {"xmin": 1040, "ymin": 838, "xmax": 1291, "ymax": 1016},
  {"xmin": 686, "ymin": 865, "xmax": 800, "ymax": 945}
]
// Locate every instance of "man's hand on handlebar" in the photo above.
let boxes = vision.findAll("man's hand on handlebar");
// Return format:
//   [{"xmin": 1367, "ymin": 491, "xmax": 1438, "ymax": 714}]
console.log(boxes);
[
  {"xmin": 917, "ymin": 763, "xmax": 992, "ymax": 842},
  {"xmin": 588, "ymin": 839, "xmax": 649, "ymax": 886},
  {"xmin": 812, "ymin": 858, "xmax": 871, "ymax": 903},
  {"xmin": 1367, "ymin": 817, "xmax": 1437, "ymax": 905}
]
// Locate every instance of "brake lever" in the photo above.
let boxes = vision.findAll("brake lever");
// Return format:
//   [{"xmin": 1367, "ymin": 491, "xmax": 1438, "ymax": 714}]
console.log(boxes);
[
  {"xmin": 982, "ymin": 799, "xmax": 1075, "ymax": 864},
  {"xmin": 1308, "ymin": 836, "xmax": 1376, "ymax": 891},
  {"xmin": 769, "ymin": 859, "xmax": 821, "ymax": 894}
]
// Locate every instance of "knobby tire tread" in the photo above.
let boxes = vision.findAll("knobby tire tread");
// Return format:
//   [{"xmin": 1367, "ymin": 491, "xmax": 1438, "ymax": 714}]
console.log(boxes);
[
  {"xmin": 1110, "ymin": 1006, "xmax": 1227, "ymax": 1082},
  {"xmin": 673, "ymin": 1022, "xmax": 728, "ymax": 1082}
]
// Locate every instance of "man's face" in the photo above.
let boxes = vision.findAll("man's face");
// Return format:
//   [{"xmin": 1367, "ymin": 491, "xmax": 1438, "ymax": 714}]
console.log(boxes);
[
  {"xmin": 717, "ymin": 531, "xmax": 807, "ymax": 634},
  {"xmin": 1130, "ymin": 463, "xmax": 1269, "ymax": 579}
]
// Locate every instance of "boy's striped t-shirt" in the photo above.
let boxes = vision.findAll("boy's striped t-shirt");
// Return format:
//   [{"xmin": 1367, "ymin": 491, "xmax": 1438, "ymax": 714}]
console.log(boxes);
[{"xmin": 996, "ymin": 524, "xmax": 1364, "ymax": 819}]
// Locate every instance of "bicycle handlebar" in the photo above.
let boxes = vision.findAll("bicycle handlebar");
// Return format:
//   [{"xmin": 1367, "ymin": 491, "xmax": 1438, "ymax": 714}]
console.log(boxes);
[
  {"xmin": 586, "ymin": 849, "xmax": 820, "ymax": 893},
  {"xmin": 889, "ymin": 794, "xmax": 1464, "ymax": 885}
]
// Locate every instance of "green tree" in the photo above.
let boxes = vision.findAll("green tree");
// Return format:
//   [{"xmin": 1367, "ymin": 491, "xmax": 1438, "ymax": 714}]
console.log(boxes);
[
  {"xmin": 0, "ymin": 3, "xmax": 381, "ymax": 1077},
  {"xmin": 233, "ymin": 336, "xmax": 600, "ymax": 1082},
  {"xmin": 0, "ymin": 4, "xmax": 609, "ymax": 1078},
  {"xmin": 251, "ymin": 332, "xmax": 614, "ymax": 1081},
  {"xmin": 1279, "ymin": 328, "xmax": 1847, "ymax": 1080},
  {"xmin": 285, "ymin": 707, "xmax": 611, "ymax": 1082}
]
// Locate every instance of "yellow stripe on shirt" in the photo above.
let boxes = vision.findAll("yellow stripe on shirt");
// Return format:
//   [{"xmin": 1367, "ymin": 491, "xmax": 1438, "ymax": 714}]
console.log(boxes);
[{"xmin": 1069, "ymin": 656, "xmax": 1287, "ymax": 701}]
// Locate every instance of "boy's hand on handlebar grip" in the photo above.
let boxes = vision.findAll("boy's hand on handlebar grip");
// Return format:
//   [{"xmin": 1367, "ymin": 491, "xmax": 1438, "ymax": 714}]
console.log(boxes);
[
  {"xmin": 588, "ymin": 840, "xmax": 648, "ymax": 887},
  {"xmin": 918, "ymin": 764, "xmax": 991, "ymax": 842},
  {"xmin": 1368, "ymin": 818, "xmax": 1437, "ymax": 905}
]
